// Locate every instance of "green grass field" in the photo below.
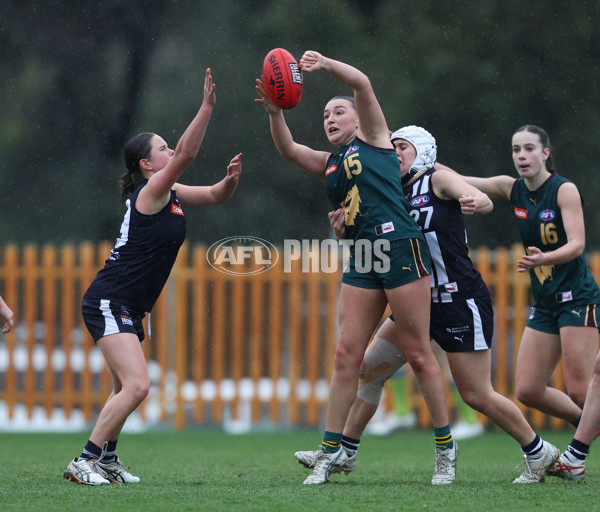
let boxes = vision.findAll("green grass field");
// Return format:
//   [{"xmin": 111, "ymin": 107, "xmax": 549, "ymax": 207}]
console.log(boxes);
[{"xmin": 1, "ymin": 429, "xmax": 598, "ymax": 512}]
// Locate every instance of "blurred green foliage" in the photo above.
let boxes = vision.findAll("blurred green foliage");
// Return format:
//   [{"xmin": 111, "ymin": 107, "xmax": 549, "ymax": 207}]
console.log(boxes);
[{"xmin": 1, "ymin": 0, "xmax": 599, "ymax": 249}]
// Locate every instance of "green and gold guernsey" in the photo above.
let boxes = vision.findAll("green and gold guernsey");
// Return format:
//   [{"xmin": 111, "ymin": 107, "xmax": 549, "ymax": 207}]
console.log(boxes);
[
  {"xmin": 324, "ymin": 137, "xmax": 424, "ymax": 243},
  {"xmin": 510, "ymin": 171, "xmax": 600, "ymax": 310}
]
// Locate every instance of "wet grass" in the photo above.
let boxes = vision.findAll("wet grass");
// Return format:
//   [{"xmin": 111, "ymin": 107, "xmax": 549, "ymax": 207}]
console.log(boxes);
[{"xmin": 1, "ymin": 429, "xmax": 597, "ymax": 511}]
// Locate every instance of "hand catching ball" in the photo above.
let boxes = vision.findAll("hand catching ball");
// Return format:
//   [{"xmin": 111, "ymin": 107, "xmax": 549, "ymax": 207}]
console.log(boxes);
[{"xmin": 261, "ymin": 48, "xmax": 303, "ymax": 109}]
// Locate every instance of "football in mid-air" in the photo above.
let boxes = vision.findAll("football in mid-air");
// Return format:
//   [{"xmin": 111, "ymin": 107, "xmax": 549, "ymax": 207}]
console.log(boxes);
[{"xmin": 262, "ymin": 48, "xmax": 303, "ymax": 109}]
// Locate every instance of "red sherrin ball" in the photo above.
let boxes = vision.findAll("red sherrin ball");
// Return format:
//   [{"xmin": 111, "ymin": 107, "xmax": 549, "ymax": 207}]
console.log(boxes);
[{"xmin": 262, "ymin": 48, "xmax": 303, "ymax": 109}]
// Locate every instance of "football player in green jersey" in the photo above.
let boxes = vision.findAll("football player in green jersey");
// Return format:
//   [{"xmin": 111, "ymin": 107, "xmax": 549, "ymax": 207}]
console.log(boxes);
[
  {"xmin": 297, "ymin": 125, "xmax": 560, "ymax": 484},
  {"xmin": 462, "ymin": 125, "xmax": 600, "ymax": 436},
  {"xmin": 256, "ymin": 52, "xmax": 453, "ymax": 485}
]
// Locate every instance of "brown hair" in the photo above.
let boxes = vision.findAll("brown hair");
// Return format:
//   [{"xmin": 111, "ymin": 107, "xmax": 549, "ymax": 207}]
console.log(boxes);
[
  {"xmin": 329, "ymin": 95, "xmax": 356, "ymax": 110},
  {"xmin": 514, "ymin": 125, "xmax": 555, "ymax": 173},
  {"xmin": 119, "ymin": 132, "xmax": 154, "ymax": 203}
]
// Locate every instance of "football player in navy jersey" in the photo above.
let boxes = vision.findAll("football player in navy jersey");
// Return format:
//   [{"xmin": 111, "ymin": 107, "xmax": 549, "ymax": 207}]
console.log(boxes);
[
  {"xmin": 296, "ymin": 126, "xmax": 560, "ymax": 484},
  {"xmin": 64, "ymin": 68, "xmax": 242, "ymax": 486},
  {"xmin": 461, "ymin": 125, "xmax": 600, "ymax": 482}
]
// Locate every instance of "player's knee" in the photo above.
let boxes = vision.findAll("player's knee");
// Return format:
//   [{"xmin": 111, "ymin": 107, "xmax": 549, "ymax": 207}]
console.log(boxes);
[
  {"xmin": 134, "ymin": 384, "xmax": 150, "ymax": 405},
  {"xmin": 403, "ymin": 349, "xmax": 430, "ymax": 375},
  {"xmin": 515, "ymin": 384, "xmax": 541, "ymax": 407},
  {"xmin": 125, "ymin": 378, "xmax": 150, "ymax": 405},
  {"xmin": 565, "ymin": 385, "xmax": 587, "ymax": 409},
  {"xmin": 459, "ymin": 390, "xmax": 486, "ymax": 412},
  {"xmin": 334, "ymin": 344, "xmax": 362, "ymax": 374}
]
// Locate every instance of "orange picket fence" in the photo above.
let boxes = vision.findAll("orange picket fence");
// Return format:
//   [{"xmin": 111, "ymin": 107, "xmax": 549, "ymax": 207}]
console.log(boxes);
[{"xmin": 0, "ymin": 242, "xmax": 599, "ymax": 432}]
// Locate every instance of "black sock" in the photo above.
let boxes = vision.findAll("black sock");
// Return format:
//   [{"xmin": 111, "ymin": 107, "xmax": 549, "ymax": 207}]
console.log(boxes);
[
  {"xmin": 101, "ymin": 440, "xmax": 118, "ymax": 463},
  {"xmin": 567, "ymin": 438, "xmax": 590, "ymax": 461},
  {"xmin": 521, "ymin": 435, "xmax": 543, "ymax": 457},
  {"xmin": 78, "ymin": 440, "xmax": 102, "ymax": 461},
  {"xmin": 341, "ymin": 435, "xmax": 360, "ymax": 456}
]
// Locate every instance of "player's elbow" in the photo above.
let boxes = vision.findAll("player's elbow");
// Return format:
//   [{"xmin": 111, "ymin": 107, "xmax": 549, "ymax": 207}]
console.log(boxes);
[
  {"xmin": 480, "ymin": 200, "xmax": 494, "ymax": 214},
  {"xmin": 572, "ymin": 241, "xmax": 585, "ymax": 258},
  {"xmin": 173, "ymin": 151, "xmax": 196, "ymax": 169}
]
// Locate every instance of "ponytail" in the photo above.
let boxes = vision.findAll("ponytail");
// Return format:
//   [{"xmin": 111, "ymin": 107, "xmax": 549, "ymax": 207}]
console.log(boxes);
[{"xmin": 120, "ymin": 132, "xmax": 154, "ymax": 203}]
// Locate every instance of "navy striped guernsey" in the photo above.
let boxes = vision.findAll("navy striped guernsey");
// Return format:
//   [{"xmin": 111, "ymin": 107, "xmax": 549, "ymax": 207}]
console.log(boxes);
[
  {"xmin": 404, "ymin": 167, "xmax": 488, "ymax": 303},
  {"xmin": 84, "ymin": 179, "xmax": 186, "ymax": 313}
]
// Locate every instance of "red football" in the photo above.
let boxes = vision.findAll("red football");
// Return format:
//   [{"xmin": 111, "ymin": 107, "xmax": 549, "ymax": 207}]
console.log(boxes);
[{"xmin": 262, "ymin": 48, "xmax": 303, "ymax": 109}]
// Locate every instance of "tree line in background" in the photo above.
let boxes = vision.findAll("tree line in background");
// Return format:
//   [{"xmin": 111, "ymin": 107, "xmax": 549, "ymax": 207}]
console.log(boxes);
[{"xmin": 2, "ymin": 0, "xmax": 599, "ymax": 250}]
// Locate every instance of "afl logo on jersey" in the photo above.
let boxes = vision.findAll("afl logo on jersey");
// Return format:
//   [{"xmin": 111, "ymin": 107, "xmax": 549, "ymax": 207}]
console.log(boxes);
[
  {"xmin": 410, "ymin": 195, "xmax": 430, "ymax": 208},
  {"xmin": 344, "ymin": 145, "xmax": 359, "ymax": 158},
  {"xmin": 539, "ymin": 209, "xmax": 556, "ymax": 221}
]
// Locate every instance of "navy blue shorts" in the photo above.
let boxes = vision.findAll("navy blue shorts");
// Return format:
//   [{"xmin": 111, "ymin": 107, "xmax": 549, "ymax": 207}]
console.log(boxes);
[
  {"xmin": 390, "ymin": 295, "xmax": 494, "ymax": 352},
  {"xmin": 81, "ymin": 297, "xmax": 146, "ymax": 342},
  {"xmin": 429, "ymin": 296, "xmax": 494, "ymax": 352}
]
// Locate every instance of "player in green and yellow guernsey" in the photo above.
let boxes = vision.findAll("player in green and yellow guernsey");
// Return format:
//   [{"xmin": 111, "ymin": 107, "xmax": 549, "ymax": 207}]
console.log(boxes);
[
  {"xmin": 512, "ymin": 170, "xmax": 600, "ymax": 311},
  {"xmin": 324, "ymin": 132, "xmax": 424, "ymax": 245},
  {"xmin": 255, "ymin": 51, "xmax": 454, "ymax": 486},
  {"xmin": 463, "ymin": 124, "xmax": 600, "ymax": 435}
]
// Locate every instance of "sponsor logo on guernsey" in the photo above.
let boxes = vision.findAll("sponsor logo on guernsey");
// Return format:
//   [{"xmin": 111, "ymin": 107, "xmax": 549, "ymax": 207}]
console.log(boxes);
[
  {"xmin": 443, "ymin": 282, "xmax": 458, "ymax": 293},
  {"xmin": 344, "ymin": 146, "xmax": 359, "ymax": 158},
  {"xmin": 171, "ymin": 203, "xmax": 184, "ymax": 216},
  {"xmin": 325, "ymin": 164, "xmax": 338, "ymax": 176},
  {"xmin": 120, "ymin": 315, "xmax": 133, "ymax": 326},
  {"xmin": 556, "ymin": 291, "xmax": 573, "ymax": 303},
  {"xmin": 375, "ymin": 222, "xmax": 395, "ymax": 236},
  {"xmin": 539, "ymin": 209, "xmax": 556, "ymax": 221},
  {"xmin": 410, "ymin": 195, "xmax": 430, "ymax": 207},
  {"xmin": 514, "ymin": 206, "xmax": 528, "ymax": 219}
]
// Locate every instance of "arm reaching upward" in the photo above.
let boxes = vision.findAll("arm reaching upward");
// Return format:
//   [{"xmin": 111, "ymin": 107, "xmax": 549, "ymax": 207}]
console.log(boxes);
[
  {"xmin": 137, "ymin": 68, "xmax": 218, "ymax": 213},
  {"xmin": 255, "ymin": 78, "xmax": 330, "ymax": 179},
  {"xmin": 299, "ymin": 51, "xmax": 389, "ymax": 148}
]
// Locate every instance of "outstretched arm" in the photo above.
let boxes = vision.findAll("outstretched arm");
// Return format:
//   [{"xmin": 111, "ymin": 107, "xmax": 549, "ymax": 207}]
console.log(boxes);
[
  {"xmin": 434, "ymin": 162, "xmax": 515, "ymax": 201},
  {"xmin": 174, "ymin": 153, "xmax": 242, "ymax": 207},
  {"xmin": 299, "ymin": 51, "xmax": 389, "ymax": 148},
  {"xmin": 255, "ymin": 79, "xmax": 330, "ymax": 179},
  {"xmin": 432, "ymin": 169, "xmax": 493, "ymax": 215},
  {"xmin": 139, "ymin": 68, "xmax": 217, "ymax": 212}
]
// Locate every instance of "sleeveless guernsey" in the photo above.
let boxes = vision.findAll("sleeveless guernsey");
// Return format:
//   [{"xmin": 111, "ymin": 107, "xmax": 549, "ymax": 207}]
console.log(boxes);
[
  {"xmin": 324, "ymin": 137, "xmax": 424, "ymax": 244},
  {"xmin": 510, "ymin": 171, "xmax": 600, "ymax": 310},
  {"xmin": 84, "ymin": 179, "xmax": 186, "ymax": 313},
  {"xmin": 404, "ymin": 168, "xmax": 488, "ymax": 303}
]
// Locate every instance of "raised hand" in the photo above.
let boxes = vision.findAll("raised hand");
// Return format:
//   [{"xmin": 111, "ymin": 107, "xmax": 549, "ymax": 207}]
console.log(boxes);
[
  {"xmin": 255, "ymin": 78, "xmax": 281, "ymax": 115},
  {"xmin": 299, "ymin": 50, "xmax": 325, "ymax": 73},
  {"xmin": 203, "ymin": 68, "xmax": 216, "ymax": 107}
]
